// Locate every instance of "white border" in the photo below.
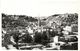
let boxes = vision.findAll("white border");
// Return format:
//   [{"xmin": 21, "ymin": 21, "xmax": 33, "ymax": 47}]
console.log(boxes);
[{"xmin": 0, "ymin": 0, "xmax": 80, "ymax": 51}]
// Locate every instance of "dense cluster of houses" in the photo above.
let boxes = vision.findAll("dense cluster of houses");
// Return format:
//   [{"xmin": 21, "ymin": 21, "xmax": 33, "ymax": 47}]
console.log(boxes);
[{"xmin": 2, "ymin": 13, "xmax": 78, "ymax": 50}]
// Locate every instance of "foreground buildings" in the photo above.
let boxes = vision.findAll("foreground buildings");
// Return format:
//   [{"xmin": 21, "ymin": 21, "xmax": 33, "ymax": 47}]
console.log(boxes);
[{"xmin": 2, "ymin": 13, "xmax": 78, "ymax": 50}]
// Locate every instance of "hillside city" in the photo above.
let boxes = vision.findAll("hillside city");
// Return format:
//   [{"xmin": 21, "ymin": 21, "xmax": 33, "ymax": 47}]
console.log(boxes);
[{"xmin": 2, "ymin": 13, "xmax": 78, "ymax": 50}]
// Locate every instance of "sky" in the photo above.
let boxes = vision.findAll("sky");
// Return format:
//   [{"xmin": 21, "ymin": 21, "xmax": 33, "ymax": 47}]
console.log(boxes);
[{"xmin": 1, "ymin": 0, "xmax": 80, "ymax": 17}]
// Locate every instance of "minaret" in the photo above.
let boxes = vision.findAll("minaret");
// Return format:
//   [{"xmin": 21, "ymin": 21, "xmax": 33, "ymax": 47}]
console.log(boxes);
[
  {"xmin": 38, "ymin": 17, "xmax": 40, "ymax": 28},
  {"xmin": 38, "ymin": 15, "xmax": 40, "ymax": 28}
]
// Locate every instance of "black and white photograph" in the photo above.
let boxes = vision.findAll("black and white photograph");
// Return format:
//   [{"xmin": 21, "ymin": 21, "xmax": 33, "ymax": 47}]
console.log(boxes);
[
  {"xmin": 0, "ymin": 0, "xmax": 80, "ymax": 50},
  {"xmin": 2, "ymin": 13, "xmax": 78, "ymax": 50}
]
